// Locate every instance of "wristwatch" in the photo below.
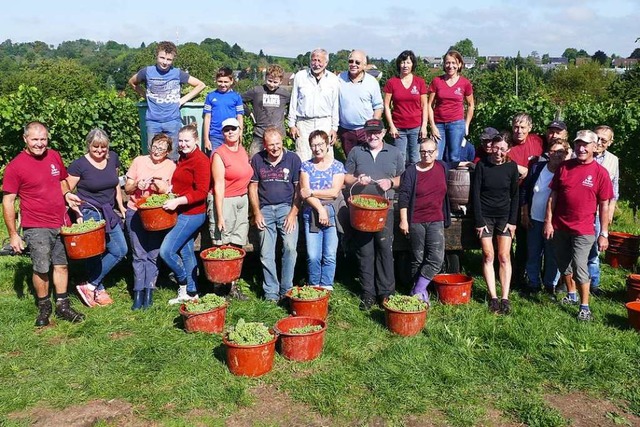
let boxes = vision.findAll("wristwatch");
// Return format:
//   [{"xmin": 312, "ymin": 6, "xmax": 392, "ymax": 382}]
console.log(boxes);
[{"xmin": 599, "ymin": 231, "xmax": 609, "ymax": 238}]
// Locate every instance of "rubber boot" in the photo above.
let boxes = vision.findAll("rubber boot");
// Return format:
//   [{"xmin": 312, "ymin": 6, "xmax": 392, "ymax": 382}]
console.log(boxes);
[
  {"xmin": 35, "ymin": 299, "xmax": 52, "ymax": 327},
  {"xmin": 410, "ymin": 276, "xmax": 430, "ymax": 306},
  {"xmin": 143, "ymin": 288, "xmax": 154, "ymax": 309},
  {"xmin": 131, "ymin": 290, "xmax": 144, "ymax": 310},
  {"xmin": 55, "ymin": 298, "xmax": 85, "ymax": 323}
]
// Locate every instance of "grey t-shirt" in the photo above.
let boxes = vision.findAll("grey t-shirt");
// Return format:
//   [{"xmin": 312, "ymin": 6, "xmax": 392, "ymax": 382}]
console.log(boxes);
[
  {"xmin": 242, "ymin": 85, "xmax": 290, "ymax": 137},
  {"xmin": 345, "ymin": 143, "xmax": 405, "ymax": 199}
]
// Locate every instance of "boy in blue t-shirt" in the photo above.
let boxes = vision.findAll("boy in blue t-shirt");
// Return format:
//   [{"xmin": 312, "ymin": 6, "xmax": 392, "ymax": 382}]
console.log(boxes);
[
  {"xmin": 203, "ymin": 67, "xmax": 244, "ymax": 153},
  {"xmin": 129, "ymin": 41, "xmax": 205, "ymax": 161}
]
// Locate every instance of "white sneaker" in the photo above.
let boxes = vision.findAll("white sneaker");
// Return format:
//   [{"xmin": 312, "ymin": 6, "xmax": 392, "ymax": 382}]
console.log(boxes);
[{"xmin": 168, "ymin": 285, "xmax": 189, "ymax": 305}]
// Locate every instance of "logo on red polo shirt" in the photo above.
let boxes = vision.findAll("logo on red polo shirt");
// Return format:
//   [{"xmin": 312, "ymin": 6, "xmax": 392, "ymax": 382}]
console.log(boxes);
[
  {"xmin": 582, "ymin": 175, "xmax": 593, "ymax": 188},
  {"xmin": 50, "ymin": 164, "xmax": 60, "ymax": 177}
]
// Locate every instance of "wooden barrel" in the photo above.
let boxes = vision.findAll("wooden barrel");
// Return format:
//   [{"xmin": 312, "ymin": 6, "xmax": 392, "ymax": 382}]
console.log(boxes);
[{"xmin": 448, "ymin": 167, "xmax": 471, "ymax": 212}]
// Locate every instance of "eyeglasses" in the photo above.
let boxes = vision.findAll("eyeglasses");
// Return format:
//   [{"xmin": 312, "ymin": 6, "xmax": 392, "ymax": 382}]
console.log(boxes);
[
  {"xmin": 491, "ymin": 147, "xmax": 509, "ymax": 153},
  {"xmin": 597, "ymin": 137, "xmax": 611, "ymax": 144},
  {"xmin": 348, "ymin": 59, "xmax": 362, "ymax": 65},
  {"xmin": 310, "ymin": 143, "xmax": 326, "ymax": 150},
  {"xmin": 150, "ymin": 146, "xmax": 168, "ymax": 153},
  {"xmin": 223, "ymin": 126, "xmax": 238, "ymax": 132},
  {"xmin": 419, "ymin": 149, "xmax": 437, "ymax": 156}
]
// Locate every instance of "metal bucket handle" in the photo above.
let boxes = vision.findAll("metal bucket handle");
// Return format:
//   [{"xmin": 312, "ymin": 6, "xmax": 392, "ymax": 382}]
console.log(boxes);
[
  {"xmin": 349, "ymin": 180, "xmax": 388, "ymax": 201},
  {"xmin": 63, "ymin": 200, "xmax": 103, "ymax": 226}
]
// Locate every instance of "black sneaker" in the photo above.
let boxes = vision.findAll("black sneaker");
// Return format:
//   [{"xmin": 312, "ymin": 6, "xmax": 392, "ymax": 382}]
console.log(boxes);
[
  {"xmin": 35, "ymin": 299, "xmax": 52, "ymax": 327},
  {"xmin": 359, "ymin": 296, "xmax": 376, "ymax": 311},
  {"xmin": 577, "ymin": 308, "xmax": 594, "ymax": 322},
  {"xmin": 55, "ymin": 298, "xmax": 85, "ymax": 323},
  {"xmin": 499, "ymin": 299, "xmax": 511, "ymax": 315},
  {"xmin": 488, "ymin": 298, "xmax": 500, "ymax": 314}
]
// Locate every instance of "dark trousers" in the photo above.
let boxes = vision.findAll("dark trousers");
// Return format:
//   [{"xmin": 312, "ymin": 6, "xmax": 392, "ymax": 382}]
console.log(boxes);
[
  {"xmin": 409, "ymin": 221, "xmax": 445, "ymax": 280},
  {"xmin": 354, "ymin": 207, "xmax": 395, "ymax": 299}
]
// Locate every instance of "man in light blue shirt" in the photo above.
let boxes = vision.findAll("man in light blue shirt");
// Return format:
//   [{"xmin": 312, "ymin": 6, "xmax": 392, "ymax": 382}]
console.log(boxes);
[{"xmin": 338, "ymin": 50, "xmax": 383, "ymax": 156}]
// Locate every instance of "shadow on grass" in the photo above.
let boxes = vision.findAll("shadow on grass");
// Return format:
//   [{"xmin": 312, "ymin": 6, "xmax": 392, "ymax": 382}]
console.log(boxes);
[
  {"xmin": 172, "ymin": 314, "xmax": 185, "ymax": 332},
  {"xmin": 368, "ymin": 307, "xmax": 386, "ymax": 328},
  {"xmin": 603, "ymin": 312, "xmax": 632, "ymax": 330},
  {"xmin": 212, "ymin": 343, "xmax": 226, "ymax": 364}
]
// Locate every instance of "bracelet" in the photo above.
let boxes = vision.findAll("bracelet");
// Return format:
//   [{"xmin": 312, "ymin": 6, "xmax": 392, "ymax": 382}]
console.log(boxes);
[{"xmin": 63, "ymin": 191, "xmax": 71, "ymax": 198}]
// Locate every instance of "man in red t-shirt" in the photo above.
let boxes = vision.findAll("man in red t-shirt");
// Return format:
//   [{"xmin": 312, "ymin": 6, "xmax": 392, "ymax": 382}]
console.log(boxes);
[
  {"xmin": 2, "ymin": 121, "xmax": 85, "ymax": 327},
  {"xmin": 508, "ymin": 113, "xmax": 544, "ymax": 288},
  {"xmin": 543, "ymin": 130, "xmax": 613, "ymax": 321}
]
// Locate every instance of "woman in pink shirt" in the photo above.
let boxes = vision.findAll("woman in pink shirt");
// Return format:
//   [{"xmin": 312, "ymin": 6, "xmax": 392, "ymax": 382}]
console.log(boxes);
[
  {"xmin": 124, "ymin": 133, "xmax": 176, "ymax": 309},
  {"xmin": 428, "ymin": 50, "xmax": 475, "ymax": 162},
  {"xmin": 210, "ymin": 117, "xmax": 253, "ymax": 299},
  {"xmin": 383, "ymin": 50, "xmax": 428, "ymax": 165}
]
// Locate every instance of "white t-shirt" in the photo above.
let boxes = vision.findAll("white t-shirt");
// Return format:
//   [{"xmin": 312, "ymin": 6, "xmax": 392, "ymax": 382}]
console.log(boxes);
[{"xmin": 530, "ymin": 165, "xmax": 554, "ymax": 222}]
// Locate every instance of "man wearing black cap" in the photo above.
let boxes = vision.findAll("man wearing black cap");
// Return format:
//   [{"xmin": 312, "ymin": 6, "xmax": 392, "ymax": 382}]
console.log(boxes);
[
  {"xmin": 345, "ymin": 119, "xmax": 405, "ymax": 309},
  {"xmin": 473, "ymin": 127, "xmax": 500, "ymax": 164}
]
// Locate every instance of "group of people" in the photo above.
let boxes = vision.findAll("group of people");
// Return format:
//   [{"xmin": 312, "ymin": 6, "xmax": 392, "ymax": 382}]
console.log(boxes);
[{"xmin": 1, "ymin": 41, "xmax": 619, "ymax": 327}]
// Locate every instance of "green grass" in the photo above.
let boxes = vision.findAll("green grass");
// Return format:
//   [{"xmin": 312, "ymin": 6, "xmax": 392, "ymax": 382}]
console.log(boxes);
[{"xmin": 1, "ymin": 206, "xmax": 640, "ymax": 426}]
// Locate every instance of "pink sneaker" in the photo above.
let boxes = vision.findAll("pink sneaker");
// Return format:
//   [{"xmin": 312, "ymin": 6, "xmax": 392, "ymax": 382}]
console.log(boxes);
[
  {"xmin": 94, "ymin": 289, "xmax": 114, "ymax": 306},
  {"xmin": 76, "ymin": 282, "xmax": 97, "ymax": 307}
]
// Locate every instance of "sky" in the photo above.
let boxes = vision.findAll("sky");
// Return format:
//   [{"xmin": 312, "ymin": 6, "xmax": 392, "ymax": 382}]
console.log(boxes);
[{"xmin": 2, "ymin": 0, "xmax": 638, "ymax": 60}]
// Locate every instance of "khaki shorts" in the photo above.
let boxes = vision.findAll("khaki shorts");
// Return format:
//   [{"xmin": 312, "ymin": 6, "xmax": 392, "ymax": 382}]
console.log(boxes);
[
  {"xmin": 23, "ymin": 228, "xmax": 67, "ymax": 273},
  {"xmin": 208, "ymin": 194, "xmax": 249, "ymax": 247}
]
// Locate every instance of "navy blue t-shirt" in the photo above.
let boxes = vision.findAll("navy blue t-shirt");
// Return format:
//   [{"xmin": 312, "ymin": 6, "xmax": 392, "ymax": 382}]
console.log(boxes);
[
  {"xmin": 250, "ymin": 150, "xmax": 301, "ymax": 208},
  {"xmin": 67, "ymin": 151, "xmax": 121, "ymax": 208}
]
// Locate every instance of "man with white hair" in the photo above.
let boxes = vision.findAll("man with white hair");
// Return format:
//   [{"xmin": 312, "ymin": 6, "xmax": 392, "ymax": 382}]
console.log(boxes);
[
  {"xmin": 288, "ymin": 48, "xmax": 340, "ymax": 161},
  {"xmin": 543, "ymin": 130, "xmax": 613, "ymax": 321}
]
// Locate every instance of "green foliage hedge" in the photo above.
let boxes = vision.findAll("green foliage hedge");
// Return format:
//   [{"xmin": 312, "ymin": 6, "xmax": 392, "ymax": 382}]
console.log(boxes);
[{"xmin": 1, "ymin": 85, "xmax": 639, "ymax": 207}]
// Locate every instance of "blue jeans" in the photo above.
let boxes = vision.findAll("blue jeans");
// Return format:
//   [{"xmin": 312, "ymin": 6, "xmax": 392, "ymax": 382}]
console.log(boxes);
[
  {"xmin": 526, "ymin": 220, "xmax": 560, "ymax": 289},
  {"xmin": 303, "ymin": 206, "xmax": 339, "ymax": 287},
  {"xmin": 125, "ymin": 208, "xmax": 165, "ymax": 291},
  {"xmin": 588, "ymin": 218, "xmax": 600, "ymax": 289},
  {"xmin": 159, "ymin": 213, "xmax": 206, "ymax": 293},
  {"xmin": 146, "ymin": 119, "xmax": 182, "ymax": 161},
  {"xmin": 435, "ymin": 119, "xmax": 466, "ymax": 162},
  {"xmin": 259, "ymin": 203, "xmax": 299, "ymax": 300},
  {"xmin": 82, "ymin": 207, "xmax": 128, "ymax": 290},
  {"xmin": 392, "ymin": 127, "xmax": 420, "ymax": 165}
]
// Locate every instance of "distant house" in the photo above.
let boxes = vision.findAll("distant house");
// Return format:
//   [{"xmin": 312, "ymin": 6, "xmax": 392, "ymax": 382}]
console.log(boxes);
[
  {"xmin": 462, "ymin": 56, "xmax": 476, "ymax": 69},
  {"xmin": 613, "ymin": 58, "xmax": 639, "ymax": 69},
  {"xmin": 575, "ymin": 57, "xmax": 590, "ymax": 66},
  {"xmin": 548, "ymin": 57, "xmax": 568, "ymax": 65},
  {"xmin": 486, "ymin": 56, "xmax": 505, "ymax": 65},
  {"xmin": 423, "ymin": 56, "xmax": 443, "ymax": 68}
]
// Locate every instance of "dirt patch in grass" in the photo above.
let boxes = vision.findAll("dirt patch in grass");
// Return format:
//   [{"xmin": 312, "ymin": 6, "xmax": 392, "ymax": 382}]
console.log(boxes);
[
  {"xmin": 225, "ymin": 383, "xmax": 334, "ymax": 426},
  {"xmin": 9, "ymin": 399, "xmax": 135, "ymax": 426},
  {"xmin": 109, "ymin": 331, "xmax": 134, "ymax": 340},
  {"xmin": 546, "ymin": 392, "xmax": 640, "ymax": 426}
]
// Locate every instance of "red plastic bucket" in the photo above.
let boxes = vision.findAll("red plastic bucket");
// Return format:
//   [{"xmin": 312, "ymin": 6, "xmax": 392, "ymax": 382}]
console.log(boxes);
[
  {"xmin": 285, "ymin": 287, "xmax": 330, "ymax": 321},
  {"xmin": 200, "ymin": 246, "xmax": 246, "ymax": 284},
  {"xmin": 605, "ymin": 248, "xmax": 638, "ymax": 269},
  {"xmin": 274, "ymin": 316, "xmax": 327, "ymax": 361},
  {"xmin": 433, "ymin": 273, "xmax": 473, "ymax": 305},
  {"xmin": 383, "ymin": 301, "xmax": 427, "ymax": 336},
  {"xmin": 223, "ymin": 333, "xmax": 277, "ymax": 377},
  {"xmin": 626, "ymin": 274, "xmax": 640, "ymax": 302},
  {"xmin": 348, "ymin": 194, "xmax": 389, "ymax": 232},
  {"xmin": 136, "ymin": 197, "xmax": 177, "ymax": 231},
  {"xmin": 625, "ymin": 301, "xmax": 640, "ymax": 332},
  {"xmin": 179, "ymin": 303, "xmax": 227, "ymax": 334},
  {"xmin": 61, "ymin": 223, "xmax": 106, "ymax": 260}
]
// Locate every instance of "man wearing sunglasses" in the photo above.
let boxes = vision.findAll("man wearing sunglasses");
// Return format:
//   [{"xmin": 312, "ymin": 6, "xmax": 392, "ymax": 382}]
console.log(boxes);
[{"xmin": 337, "ymin": 50, "xmax": 383, "ymax": 156}]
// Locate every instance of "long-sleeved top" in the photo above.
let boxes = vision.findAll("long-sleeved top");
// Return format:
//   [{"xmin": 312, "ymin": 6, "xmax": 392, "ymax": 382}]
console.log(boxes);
[
  {"xmin": 398, "ymin": 160, "xmax": 451, "ymax": 228},
  {"xmin": 472, "ymin": 158, "xmax": 519, "ymax": 227},
  {"xmin": 172, "ymin": 147, "xmax": 211, "ymax": 215},
  {"xmin": 595, "ymin": 150, "xmax": 619, "ymax": 201},
  {"xmin": 288, "ymin": 69, "xmax": 340, "ymax": 131}
]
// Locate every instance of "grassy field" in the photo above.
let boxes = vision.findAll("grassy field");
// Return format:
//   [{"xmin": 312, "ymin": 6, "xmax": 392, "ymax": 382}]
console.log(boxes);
[{"xmin": 1, "ymin": 205, "xmax": 640, "ymax": 426}]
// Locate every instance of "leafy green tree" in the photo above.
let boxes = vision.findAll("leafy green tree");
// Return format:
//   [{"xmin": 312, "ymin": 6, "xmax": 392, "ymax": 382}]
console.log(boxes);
[
  {"xmin": 547, "ymin": 61, "xmax": 616, "ymax": 103},
  {"xmin": 448, "ymin": 38, "xmax": 478, "ymax": 57},
  {"xmin": 630, "ymin": 48, "xmax": 640, "ymax": 59},
  {"xmin": 592, "ymin": 50, "xmax": 609, "ymax": 66},
  {"xmin": 609, "ymin": 64, "xmax": 640, "ymax": 101}
]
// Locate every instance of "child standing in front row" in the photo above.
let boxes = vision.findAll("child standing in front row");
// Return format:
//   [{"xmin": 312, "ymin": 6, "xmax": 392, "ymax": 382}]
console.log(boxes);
[{"xmin": 203, "ymin": 67, "xmax": 244, "ymax": 154}]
